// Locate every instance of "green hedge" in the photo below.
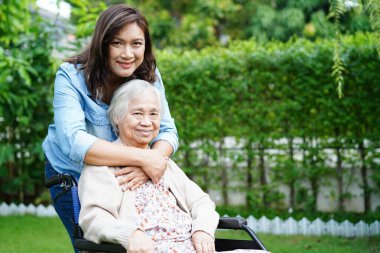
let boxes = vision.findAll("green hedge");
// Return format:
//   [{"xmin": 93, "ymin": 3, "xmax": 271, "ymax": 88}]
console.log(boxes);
[
  {"xmin": 158, "ymin": 32, "xmax": 380, "ymax": 213},
  {"xmin": 0, "ymin": 1, "xmax": 56, "ymax": 204},
  {"xmin": 159, "ymin": 33, "xmax": 380, "ymax": 141},
  {"xmin": 2, "ymin": 28, "xmax": 379, "ymax": 215}
]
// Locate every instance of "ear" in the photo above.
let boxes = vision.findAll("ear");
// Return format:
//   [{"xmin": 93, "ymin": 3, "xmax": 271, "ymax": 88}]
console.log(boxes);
[{"xmin": 114, "ymin": 117, "xmax": 120, "ymax": 125}]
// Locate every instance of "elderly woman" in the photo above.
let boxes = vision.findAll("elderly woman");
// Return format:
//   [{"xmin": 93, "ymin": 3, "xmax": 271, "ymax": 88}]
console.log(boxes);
[{"xmin": 78, "ymin": 79, "xmax": 219, "ymax": 253}]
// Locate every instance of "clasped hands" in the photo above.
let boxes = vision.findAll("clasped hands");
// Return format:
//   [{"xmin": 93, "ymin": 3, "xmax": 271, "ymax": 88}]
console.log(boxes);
[
  {"xmin": 115, "ymin": 149, "xmax": 168, "ymax": 191},
  {"xmin": 127, "ymin": 230, "xmax": 215, "ymax": 253}
]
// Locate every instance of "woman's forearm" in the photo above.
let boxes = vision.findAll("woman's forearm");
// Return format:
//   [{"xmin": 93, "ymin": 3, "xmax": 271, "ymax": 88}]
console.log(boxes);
[
  {"xmin": 85, "ymin": 139, "xmax": 167, "ymax": 183},
  {"xmin": 84, "ymin": 139, "xmax": 144, "ymax": 167},
  {"xmin": 151, "ymin": 140, "xmax": 173, "ymax": 157}
]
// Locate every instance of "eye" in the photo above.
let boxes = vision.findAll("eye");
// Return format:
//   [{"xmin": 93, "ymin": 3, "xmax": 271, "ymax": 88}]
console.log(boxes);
[
  {"xmin": 111, "ymin": 40, "xmax": 122, "ymax": 46},
  {"xmin": 133, "ymin": 41, "xmax": 144, "ymax": 47},
  {"xmin": 133, "ymin": 112, "xmax": 143, "ymax": 116}
]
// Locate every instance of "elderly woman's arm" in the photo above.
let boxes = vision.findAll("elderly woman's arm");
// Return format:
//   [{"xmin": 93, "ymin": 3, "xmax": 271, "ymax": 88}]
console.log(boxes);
[
  {"xmin": 168, "ymin": 160, "xmax": 219, "ymax": 253},
  {"xmin": 168, "ymin": 160, "xmax": 220, "ymax": 236},
  {"xmin": 78, "ymin": 165, "xmax": 138, "ymax": 250}
]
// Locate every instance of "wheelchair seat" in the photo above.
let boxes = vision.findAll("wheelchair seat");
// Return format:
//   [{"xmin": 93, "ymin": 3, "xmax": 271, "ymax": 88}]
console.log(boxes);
[{"xmin": 46, "ymin": 173, "xmax": 268, "ymax": 252}]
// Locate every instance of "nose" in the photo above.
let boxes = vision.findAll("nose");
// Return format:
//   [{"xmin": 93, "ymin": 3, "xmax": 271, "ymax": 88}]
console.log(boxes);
[
  {"xmin": 121, "ymin": 45, "xmax": 133, "ymax": 58},
  {"xmin": 140, "ymin": 116, "xmax": 152, "ymax": 126}
]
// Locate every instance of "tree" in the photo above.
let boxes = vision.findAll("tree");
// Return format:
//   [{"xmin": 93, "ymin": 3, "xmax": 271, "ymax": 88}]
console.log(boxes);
[
  {"xmin": 0, "ymin": 0, "xmax": 56, "ymax": 203},
  {"xmin": 64, "ymin": 0, "xmax": 373, "ymax": 51}
]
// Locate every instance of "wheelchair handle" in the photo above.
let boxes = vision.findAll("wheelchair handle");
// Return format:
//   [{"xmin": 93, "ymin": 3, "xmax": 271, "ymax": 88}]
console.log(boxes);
[
  {"xmin": 218, "ymin": 217, "xmax": 247, "ymax": 229},
  {"xmin": 45, "ymin": 173, "xmax": 76, "ymax": 188}
]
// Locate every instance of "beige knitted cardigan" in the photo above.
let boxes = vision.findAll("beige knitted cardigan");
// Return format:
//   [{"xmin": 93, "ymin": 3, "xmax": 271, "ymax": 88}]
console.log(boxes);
[{"xmin": 78, "ymin": 159, "xmax": 219, "ymax": 250}]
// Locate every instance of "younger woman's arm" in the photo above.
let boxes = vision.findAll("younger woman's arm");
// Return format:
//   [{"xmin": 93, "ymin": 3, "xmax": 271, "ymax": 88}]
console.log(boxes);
[{"xmin": 85, "ymin": 139, "xmax": 167, "ymax": 183}]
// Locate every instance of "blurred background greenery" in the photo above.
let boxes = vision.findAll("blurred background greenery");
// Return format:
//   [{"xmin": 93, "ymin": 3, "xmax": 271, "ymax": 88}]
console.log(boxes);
[
  {"xmin": 1, "ymin": 0, "xmax": 380, "ymax": 222},
  {"xmin": 66, "ymin": 0, "xmax": 376, "ymax": 49}
]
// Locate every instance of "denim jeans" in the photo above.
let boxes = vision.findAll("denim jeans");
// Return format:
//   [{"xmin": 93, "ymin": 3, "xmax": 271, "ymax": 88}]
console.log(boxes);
[{"xmin": 45, "ymin": 159, "xmax": 79, "ymax": 253}]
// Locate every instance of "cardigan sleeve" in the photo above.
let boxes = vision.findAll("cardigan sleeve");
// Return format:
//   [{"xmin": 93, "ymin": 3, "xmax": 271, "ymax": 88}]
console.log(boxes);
[
  {"xmin": 78, "ymin": 165, "xmax": 138, "ymax": 250},
  {"xmin": 168, "ymin": 160, "xmax": 220, "ymax": 237}
]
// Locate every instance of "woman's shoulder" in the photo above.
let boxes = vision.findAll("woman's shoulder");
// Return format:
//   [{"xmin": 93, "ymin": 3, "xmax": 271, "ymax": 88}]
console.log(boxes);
[
  {"xmin": 58, "ymin": 62, "xmax": 85, "ymax": 77},
  {"xmin": 80, "ymin": 165, "xmax": 119, "ymax": 185},
  {"xmin": 56, "ymin": 62, "xmax": 87, "ymax": 89},
  {"xmin": 153, "ymin": 68, "xmax": 165, "ymax": 89},
  {"xmin": 154, "ymin": 67, "xmax": 162, "ymax": 79},
  {"xmin": 82, "ymin": 164, "xmax": 111, "ymax": 174},
  {"xmin": 59, "ymin": 62, "xmax": 78, "ymax": 72},
  {"xmin": 166, "ymin": 159, "xmax": 186, "ymax": 178}
]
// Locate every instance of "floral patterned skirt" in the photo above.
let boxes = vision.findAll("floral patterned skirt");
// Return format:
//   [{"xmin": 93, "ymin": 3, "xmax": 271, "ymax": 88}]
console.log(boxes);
[{"xmin": 135, "ymin": 178, "xmax": 196, "ymax": 253}]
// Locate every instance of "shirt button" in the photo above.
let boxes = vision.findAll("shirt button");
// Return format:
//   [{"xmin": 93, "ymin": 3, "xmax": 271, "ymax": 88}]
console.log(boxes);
[{"xmin": 97, "ymin": 120, "xmax": 100, "ymax": 124}]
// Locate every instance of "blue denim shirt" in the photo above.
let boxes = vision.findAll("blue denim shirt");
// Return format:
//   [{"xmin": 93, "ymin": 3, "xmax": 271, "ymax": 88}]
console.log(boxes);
[{"xmin": 42, "ymin": 62, "xmax": 178, "ymax": 179}]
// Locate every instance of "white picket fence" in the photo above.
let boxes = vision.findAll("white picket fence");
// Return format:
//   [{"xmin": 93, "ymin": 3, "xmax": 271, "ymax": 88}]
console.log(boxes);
[
  {"xmin": 1, "ymin": 202, "xmax": 379, "ymax": 237},
  {"xmin": 0, "ymin": 202, "xmax": 57, "ymax": 217},
  {"xmin": 243, "ymin": 215, "xmax": 380, "ymax": 237}
]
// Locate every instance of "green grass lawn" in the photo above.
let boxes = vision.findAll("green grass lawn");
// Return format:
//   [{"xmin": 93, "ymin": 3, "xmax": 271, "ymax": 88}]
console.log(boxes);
[
  {"xmin": 216, "ymin": 230, "xmax": 380, "ymax": 253},
  {"xmin": 1, "ymin": 215, "xmax": 379, "ymax": 253}
]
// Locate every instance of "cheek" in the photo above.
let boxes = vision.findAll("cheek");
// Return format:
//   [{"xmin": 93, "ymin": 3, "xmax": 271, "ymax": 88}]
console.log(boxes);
[
  {"xmin": 118, "ymin": 120, "xmax": 131, "ymax": 134},
  {"xmin": 153, "ymin": 121, "xmax": 160, "ymax": 132},
  {"xmin": 137, "ymin": 47, "xmax": 145, "ymax": 59},
  {"xmin": 109, "ymin": 47, "xmax": 118, "ymax": 60}
]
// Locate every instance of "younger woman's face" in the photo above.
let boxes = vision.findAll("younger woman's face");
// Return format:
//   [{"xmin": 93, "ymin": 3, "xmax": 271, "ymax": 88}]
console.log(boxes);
[{"xmin": 108, "ymin": 22, "xmax": 145, "ymax": 81}]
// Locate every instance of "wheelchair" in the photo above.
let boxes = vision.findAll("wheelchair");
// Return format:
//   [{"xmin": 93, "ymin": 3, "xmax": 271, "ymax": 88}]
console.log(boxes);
[{"xmin": 46, "ymin": 173, "xmax": 268, "ymax": 252}]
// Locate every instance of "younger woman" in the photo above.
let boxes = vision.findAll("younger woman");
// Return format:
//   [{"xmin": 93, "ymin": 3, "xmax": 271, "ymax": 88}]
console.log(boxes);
[{"xmin": 43, "ymin": 5, "xmax": 178, "ymax": 251}]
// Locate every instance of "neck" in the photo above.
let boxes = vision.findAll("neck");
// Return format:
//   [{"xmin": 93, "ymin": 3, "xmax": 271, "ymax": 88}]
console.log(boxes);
[
  {"xmin": 107, "ymin": 75, "xmax": 125, "ymax": 88},
  {"xmin": 118, "ymin": 137, "xmax": 149, "ymax": 150},
  {"xmin": 101, "ymin": 78, "xmax": 123, "ymax": 104}
]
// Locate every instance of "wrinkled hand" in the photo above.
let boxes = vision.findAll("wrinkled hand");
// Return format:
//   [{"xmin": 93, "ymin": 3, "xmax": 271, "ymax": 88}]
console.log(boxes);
[
  {"xmin": 192, "ymin": 231, "xmax": 215, "ymax": 253},
  {"xmin": 127, "ymin": 229, "xmax": 154, "ymax": 253},
  {"xmin": 114, "ymin": 166, "xmax": 149, "ymax": 191},
  {"xmin": 141, "ymin": 149, "xmax": 168, "ymax": 183}
]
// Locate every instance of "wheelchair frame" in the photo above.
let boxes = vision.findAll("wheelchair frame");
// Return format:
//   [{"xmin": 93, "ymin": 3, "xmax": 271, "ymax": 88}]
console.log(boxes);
[{"xmin": 46, "ymin": 173, "xmax": 268, "ymax": 252}]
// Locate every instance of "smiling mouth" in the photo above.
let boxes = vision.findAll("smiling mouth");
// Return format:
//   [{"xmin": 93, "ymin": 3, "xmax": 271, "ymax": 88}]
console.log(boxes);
[
  {"xmin": 137, "ymin": 130, "xmax": 152, "ymax": 136},
  {"xmin": 118, "ymin": 61, "xmax": 134, "ymax": 69}
]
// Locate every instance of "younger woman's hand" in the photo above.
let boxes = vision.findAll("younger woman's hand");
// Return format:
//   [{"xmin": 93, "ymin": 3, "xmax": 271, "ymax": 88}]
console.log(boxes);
[
  {"xmin": 141, "ymin": 149, "xmax": 168, "ymax": 183},
  {"xmin": 127, "ymin": 229, "xmax": 154, "ymax": 253},
  {"xmin": 192, "ymin": 231, "xmax": 215, "ymax": 253},
  {"xmin": 114, "ymin": 166, "xmax": 149, "ymax": 191}
]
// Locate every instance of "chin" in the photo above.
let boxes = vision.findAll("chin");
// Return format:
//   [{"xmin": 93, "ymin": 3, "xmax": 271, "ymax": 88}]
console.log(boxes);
[
  {"xmin": 118, "ymin": 71, "xmax": 134, "ymax": 78},
  {"xmin": 136, "ymin": 142, "xmax": 150, "ymax": 149}
]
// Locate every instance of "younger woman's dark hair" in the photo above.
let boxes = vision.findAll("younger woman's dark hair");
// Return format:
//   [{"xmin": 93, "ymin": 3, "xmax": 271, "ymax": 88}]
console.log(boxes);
[{"xmin": 66, "ymin": 4, "xmax": 156, "ymax": 99}]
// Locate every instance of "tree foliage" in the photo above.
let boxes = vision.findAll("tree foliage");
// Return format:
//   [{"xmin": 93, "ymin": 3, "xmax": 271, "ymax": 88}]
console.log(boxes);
[
  {"xmin": 64, "ymin": 0, "xmax": 372, "ymax": 50},
  {"xmin": 157, "ymin": 33, "xmax": 380, "ymax": 213},
  {"xmin": 328, "ymin": 0, "xmax": 379, "ymax": 97},
  {"xmin": 0, "ymin": 1, "xmax": 56, "ymax": 203},
  {"xmin": 1, "ymin": 0, "xmax": 379, "ymax": 216},
  {"xmin": 364, "ymin": 0, "xmax": 380, "ymax": 55}
]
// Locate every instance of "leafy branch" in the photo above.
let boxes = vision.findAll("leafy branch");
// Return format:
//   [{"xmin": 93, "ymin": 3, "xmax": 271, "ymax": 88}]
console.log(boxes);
[
  {"xmin": 328, "ymin": 0, "xmax": 346, "ymax": 98},
  {"xmin": 329, "ymin": 0, "xmax": 380, "ymax": 97},
  {"xmin": 366, "ymin": 0, "xmax": 380, "ymax": 56}
]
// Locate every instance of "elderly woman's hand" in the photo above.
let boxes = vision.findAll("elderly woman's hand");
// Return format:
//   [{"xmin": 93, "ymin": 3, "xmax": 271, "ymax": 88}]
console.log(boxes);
[
  {"xmin": 141, "ymin": 149, "xmax": 168, "ymax": 183},
  {"xmin": 115, "ymin": 166, "xmax": 149, "ymax": 191},
  {"xmin": 192, "ymin": 231, "xmax": 215, "ymax": 253},
  {"xmin": 127, "ymin": 229, "xmax": 154, "ymax": 253}
]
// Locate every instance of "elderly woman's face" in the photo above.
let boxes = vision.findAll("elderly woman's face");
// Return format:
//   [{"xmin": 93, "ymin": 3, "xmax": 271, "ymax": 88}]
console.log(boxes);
[{"xmin": 118, "ymin": 90, "xmax": 160, "ymax": 148}]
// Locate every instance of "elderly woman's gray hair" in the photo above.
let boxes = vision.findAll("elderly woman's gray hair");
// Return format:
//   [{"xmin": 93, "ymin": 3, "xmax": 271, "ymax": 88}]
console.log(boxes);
[{"xmin": 108, "ymin": 79, "xmax": 162, "ymax": 135}]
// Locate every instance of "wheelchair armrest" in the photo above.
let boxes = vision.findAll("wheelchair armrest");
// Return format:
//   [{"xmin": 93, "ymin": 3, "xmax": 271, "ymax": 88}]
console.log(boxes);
[
  {"xmin": 217, "ymin": 217, "xmax": 247, "ymax": 229},
  {"xmin": 74, "ymin": 239, "xmax": 125, "ymax": 253},
  {"xmin": 216, "ymin": 217, "xmax": 268, "ymax": 251}
]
